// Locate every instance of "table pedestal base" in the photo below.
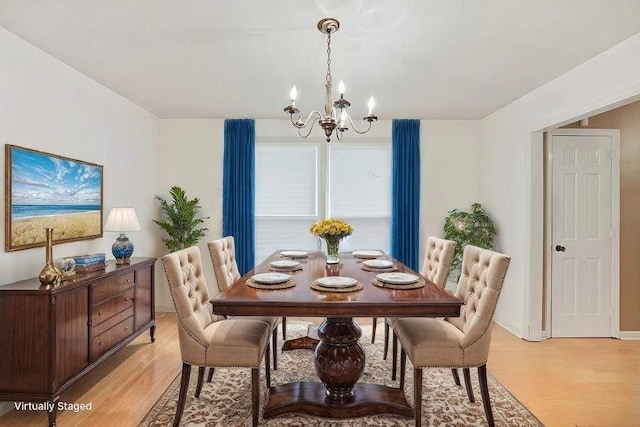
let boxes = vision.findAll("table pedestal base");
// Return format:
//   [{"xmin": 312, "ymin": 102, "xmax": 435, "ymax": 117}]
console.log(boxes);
[{"xmin": 263, "ymin": 382, "xmax": 413, "ymax": 419}]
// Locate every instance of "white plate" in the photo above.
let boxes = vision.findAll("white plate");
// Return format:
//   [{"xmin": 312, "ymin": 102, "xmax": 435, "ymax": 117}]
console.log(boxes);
[
  {"xmin": 362, "ymin": 259, "xmax": 394, "ymax": 268},
  {"xmin": 376, "ymin": 272, "xmax": 419, "ymax": 285},
  {"xmin": 269, "ymin": 260, "xmax": 301, "ymax": 269},
  {"xmin": 315, "ymin": 277, "xmax": 358, "ymax": 288},
  {"xmin": 352, "ymin": 250, "xmax": 384, "ymax": 259},
  {"xmin": 280, "ymin": 250, "xmax": 309, "ymax": 258},
  {"xmin": 251, "ymin": 273, "xmax": 292, "ymax": 284}
]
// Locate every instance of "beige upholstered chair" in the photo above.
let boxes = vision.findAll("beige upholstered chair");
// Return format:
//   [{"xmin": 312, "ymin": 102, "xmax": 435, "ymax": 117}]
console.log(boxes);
[
  {"xmin": 395, "ymin": 245, "xmax": 511, "ymax": 427},
  {"xmin": 162, "ymin": 246, "xmax": 271, "ymax": 427},
  {"xmin": 376, "ymin": 237, "xmax": 456, "ymax": 379},
  {"xmin": 208, "ymin": 236, "xmax": 281, "ymax": 370}
]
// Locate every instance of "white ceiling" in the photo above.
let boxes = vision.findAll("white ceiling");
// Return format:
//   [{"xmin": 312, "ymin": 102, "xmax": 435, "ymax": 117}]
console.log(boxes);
[{"xmin": 1, "ymin": 1, "xmax": 640, "ymax": 120}]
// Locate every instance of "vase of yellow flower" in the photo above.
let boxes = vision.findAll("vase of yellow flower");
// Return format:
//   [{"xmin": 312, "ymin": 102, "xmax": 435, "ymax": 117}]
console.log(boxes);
[{"xmin": 310, "ymin": 218, "xmax": 353, "ymax": 264}]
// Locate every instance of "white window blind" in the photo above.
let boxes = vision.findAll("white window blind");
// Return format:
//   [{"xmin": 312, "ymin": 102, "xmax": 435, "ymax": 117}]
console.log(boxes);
[
  {"xmin": 255, "ymin": 141, "xmax": 391, "ymax": 264},
  {"xmin": 328, "ymin": 145, "xmax": 391, "ymax": 253}
]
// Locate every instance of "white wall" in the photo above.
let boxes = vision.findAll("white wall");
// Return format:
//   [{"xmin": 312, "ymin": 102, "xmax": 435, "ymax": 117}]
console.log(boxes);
[
  {"xmin": 0, "ymin": 26, "xmax": 161, "ymax": 416},
  {"xmin": 481, "ymin": 33, "xmax": 640, "ymax": 337}
]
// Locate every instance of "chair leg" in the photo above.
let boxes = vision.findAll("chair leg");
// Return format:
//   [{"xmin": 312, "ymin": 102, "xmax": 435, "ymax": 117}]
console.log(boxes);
[
  {"xmin": 478, "ymin": 365, "xmax": 495, "ymax": 427},
  {"xmin": 272, "ymin": 327, "xmax": 278, "ymax": 371},
  {"xmin": 399, "ymin": 347, "xmax": 407, "ymax": 390},
  {"xmin": 371, "ymin": 317, "xmax": 377, "ymax": 343},
  {"xmin": 391, "ymin": 331, "xmax": 398, "ymax": 381},
  {"xmin": 265, "ymin": 342, "xmax": 271, "ymax": 389},
  {"xmin": 463, "ymin": 367, "xmax": 475, "ymax": 402},
  {"xmin": 414, "ymin": 367, "xmax": 423, "ymax": 427},
  {"xmin": 451, "ymin": 368, "xmax": 461, "ymax": 386},
  {"xmin": 195, "ymin": 366, "xmax": 205, "ymax": 398},
  {"xmin": 383, "ymin": 321, "xmax": 390, "ymax": 360},
  {"xmin": 251, "ymin": 368, "xmax": 260, "ymax": 427},
  {"xmin": 174, "ymin": 363, "xmax": 191, "ymax": 427},
  {"xmin": 207, "ymin": 367, "xmax": 215, "ymax": 382},
  {"xmin": 282, "ymin": 317, "xmax": 287, "ymax": 340}
]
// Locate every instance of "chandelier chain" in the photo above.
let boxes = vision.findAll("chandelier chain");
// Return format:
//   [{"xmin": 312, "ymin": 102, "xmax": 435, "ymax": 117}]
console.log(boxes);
[{"xmin": 326, "ymin": 33, "xmax": 332, "ymax": 84}]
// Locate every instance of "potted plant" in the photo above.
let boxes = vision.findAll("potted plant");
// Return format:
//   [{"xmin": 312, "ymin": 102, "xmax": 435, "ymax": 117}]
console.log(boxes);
[
  {"xmin": 153, "ymin": 186, "xmax": 209, "ymax": 252},
  {"xmin": 443, "ymin": 203, "xmax": 496, "ymax": 281}
]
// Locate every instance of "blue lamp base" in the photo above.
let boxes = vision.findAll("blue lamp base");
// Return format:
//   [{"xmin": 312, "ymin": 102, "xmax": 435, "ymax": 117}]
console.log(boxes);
[{"xmin": 112, "ymin": 233, "xmax": 134, "ymax": 265}]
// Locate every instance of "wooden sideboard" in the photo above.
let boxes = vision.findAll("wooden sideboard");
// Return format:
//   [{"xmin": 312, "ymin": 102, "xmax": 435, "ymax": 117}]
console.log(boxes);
[{"xmin": 0, "ymin": 257, "xmax": 156, "ymax": 426}]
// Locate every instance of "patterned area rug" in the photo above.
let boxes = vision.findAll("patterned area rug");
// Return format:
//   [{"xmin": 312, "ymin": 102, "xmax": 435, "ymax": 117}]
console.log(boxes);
[{"xmin": 140, "ymin": 322, "xmax": 542, "ymax": 426}]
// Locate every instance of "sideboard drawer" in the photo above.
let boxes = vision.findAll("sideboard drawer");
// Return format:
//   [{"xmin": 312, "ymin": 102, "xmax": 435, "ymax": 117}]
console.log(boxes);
[
  {"xmin": 92, "ymin": 271, "xmax": 135, "ymax": 304},
  {"xmin": 92, "ymin": 316, "xmax": 134, "ymax": 361},
  {"xmin": 92, "ymin": 288, "xmax": 134, "ymax": 326},
  {"xmin": 92, "ymin": 306, "xmax": 134, "ymax": 336}
]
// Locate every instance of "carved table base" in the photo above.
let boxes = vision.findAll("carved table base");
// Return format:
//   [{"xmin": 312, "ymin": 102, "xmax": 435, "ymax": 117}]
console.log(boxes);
[{"xmin": 263, "ymin": 317, "xmax": 413, "ymax": 420}]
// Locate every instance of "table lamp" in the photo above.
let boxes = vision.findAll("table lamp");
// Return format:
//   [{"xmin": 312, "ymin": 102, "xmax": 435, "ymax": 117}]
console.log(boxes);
[{"xmin": 104, "ymin": 207, "xmax": 141, "ymax": 264}]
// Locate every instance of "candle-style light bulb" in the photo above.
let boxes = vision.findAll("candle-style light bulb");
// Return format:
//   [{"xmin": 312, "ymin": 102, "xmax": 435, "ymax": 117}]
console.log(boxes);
[
  {"xmin": 340, "ymin": 109, "xmax": 347, "ymax": 125},
  {"xmin": 338, "ymin": 80, "xmax": 345, "ymax": 96},
  {"xmin": 289, "ymin": 86, "xmax": 297, "ymax": 107},
  {"xmin": 368, "ymin": 96, "xmax": 375, "ymax": 115}
]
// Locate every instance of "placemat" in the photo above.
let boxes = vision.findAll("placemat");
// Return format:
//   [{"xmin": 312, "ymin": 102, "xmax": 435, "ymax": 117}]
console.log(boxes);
[
  {"xmin": 246, "ymin": 278, "xmax": 296, "ymax": 290},
  {"xmin": 360, "ymin": 265, "xmax": 399, "ymax": 272},
  {"xmin": 370, "ymin": 277, "xmax": 426, "ymax": 290},
  {"xmin": 310, "ymin": 280, "xmax": 364, "ymax": 293}
]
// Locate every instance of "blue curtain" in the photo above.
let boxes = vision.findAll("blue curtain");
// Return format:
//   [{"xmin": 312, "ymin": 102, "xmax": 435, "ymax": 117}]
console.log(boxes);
[
  {"xmin": 223, "ymin": 119, "xmax": 255, "ymax": 275},
  {"xmin": 391, "ymin": 119, "xmax": 420, "ymax": 270}
]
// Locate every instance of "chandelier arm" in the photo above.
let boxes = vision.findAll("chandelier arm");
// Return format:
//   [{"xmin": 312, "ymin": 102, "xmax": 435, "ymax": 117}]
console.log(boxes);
[
  {"xmin": 291, "ymin": 110, "xmax": 323, "ymax": 129},
  {"xmin": 295, "ymin": 112, "xmax": 322, "ymax": 138},
  {"xmin": 345, "ymin": 114, "xmax": 374, "ymax": 135}
]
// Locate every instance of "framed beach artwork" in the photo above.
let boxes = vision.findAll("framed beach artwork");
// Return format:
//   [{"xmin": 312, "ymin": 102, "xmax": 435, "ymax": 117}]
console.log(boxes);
[{"xmin": 4, "ymin": 144, "xmax": 103, "ymax": 251}]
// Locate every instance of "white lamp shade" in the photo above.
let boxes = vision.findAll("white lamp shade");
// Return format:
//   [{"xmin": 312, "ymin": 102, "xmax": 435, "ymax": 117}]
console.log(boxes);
[{"xmin": 104, "ymin": 207, "xmax": 141, "ymax": 232}]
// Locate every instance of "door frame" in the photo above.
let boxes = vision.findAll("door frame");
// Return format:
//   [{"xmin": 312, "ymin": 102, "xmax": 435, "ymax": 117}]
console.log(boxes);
[{"xmin": 545, "ymin": 128, "xmax": 620, "ymax": 338}]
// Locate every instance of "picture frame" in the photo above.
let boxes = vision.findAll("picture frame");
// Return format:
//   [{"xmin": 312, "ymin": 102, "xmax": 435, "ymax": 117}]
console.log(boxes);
[{"xmin": 5, "ymin": 144, "xmax": 104, "ymax": 251}]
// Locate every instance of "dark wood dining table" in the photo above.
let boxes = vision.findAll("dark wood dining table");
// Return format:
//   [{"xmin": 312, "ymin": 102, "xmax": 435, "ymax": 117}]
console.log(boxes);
[{"xmin": 210, "ymin": 251, "xmax": 462, "ymax": 420}]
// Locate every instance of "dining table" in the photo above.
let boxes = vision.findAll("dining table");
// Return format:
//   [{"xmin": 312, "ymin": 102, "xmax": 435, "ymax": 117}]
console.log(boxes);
[{"xmin": 210, "ymin": 250, "xmax": 463, "ymax": 420}]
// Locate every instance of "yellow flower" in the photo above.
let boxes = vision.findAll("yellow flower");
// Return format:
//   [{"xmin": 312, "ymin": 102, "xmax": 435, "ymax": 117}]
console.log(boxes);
[{"xmin": 310, "ymin": 218, "xmax": 353, "ymax": 239}]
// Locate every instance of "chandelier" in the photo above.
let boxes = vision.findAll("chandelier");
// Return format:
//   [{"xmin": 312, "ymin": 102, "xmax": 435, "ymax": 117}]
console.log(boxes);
[{"xmin": 283, "ymin": 18, "xmax": 377, "ymax": 143}]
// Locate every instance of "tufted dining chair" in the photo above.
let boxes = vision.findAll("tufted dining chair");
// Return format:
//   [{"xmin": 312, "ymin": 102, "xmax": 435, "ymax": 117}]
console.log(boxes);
[
  {"xmin": 376, "ymin": 237, "xmax": 456, "ymax": 380},
  {"xmin": 162, "ymin": 246, "xmax": 271, "ymax": 427},
  {"xmin": 394, "ymin": 245, "xmax": 511, "ymax": 427},
  {"xmin": 208, "ymin": 236, "xmax": 281, "ymax": 370}
]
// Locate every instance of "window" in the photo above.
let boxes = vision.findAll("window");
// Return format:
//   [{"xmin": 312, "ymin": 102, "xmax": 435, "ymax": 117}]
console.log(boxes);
[{"xmin": 255, "ymin": 140, "xmax": 391, "ymax": 264}]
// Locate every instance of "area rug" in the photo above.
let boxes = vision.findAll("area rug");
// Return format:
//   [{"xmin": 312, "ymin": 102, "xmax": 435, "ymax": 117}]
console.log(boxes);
[{"xmin": 140, "ymin": 322, "xmax": 542, "ymax": 426}]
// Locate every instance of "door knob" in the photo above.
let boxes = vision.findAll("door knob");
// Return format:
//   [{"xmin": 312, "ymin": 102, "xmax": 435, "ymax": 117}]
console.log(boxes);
[{"xmin": 555, "ymin": 245, "xmax": 566, "ymax": 252}]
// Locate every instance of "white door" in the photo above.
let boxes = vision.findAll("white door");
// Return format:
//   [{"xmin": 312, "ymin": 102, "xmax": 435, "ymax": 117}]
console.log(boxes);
[{"xmin": 550, "ymin": 130, "xmax": 618, "ymax": 337}]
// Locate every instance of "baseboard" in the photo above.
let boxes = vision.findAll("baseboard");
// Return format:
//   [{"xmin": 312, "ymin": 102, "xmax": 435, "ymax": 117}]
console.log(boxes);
[
  {"xmin": 618, "ymin": 331, "xmax": 640, "ymax": 340},
  {"xmin": 155, "ymin": 304, "xmax": 175, "ymax": 313},
  {"xmin": 493, "ymin": 317, "xmax": 523, "ymax": 339}
]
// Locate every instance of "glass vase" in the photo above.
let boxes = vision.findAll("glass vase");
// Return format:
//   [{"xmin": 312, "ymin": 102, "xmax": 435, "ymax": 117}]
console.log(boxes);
[{"xmin": 325, "ymin": 237, "xmax": 341, "ymax": 264}]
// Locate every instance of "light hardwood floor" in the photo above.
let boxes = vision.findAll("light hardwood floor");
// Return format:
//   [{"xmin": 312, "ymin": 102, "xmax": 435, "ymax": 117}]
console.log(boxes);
[{"xmin": 0, "ymin": 313, "xmax": 638, "ymax": 426}]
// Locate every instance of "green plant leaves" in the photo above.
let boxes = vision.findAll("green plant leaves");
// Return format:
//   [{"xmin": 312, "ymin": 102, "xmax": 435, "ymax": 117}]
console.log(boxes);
[
  {"xmin": 443, "ymin": 203, "xmax": 496, "ymax": 273},
  {"xmin": 153, "ymin": 186, "xmax": 209, "ymax": 253}
]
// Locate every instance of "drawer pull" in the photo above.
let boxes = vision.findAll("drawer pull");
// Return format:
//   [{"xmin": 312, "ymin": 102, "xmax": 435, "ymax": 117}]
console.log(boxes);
[
  {"xmin": 125, "ymin": 297, "xmax": 131, "ymax": 301},
  {"xmin": 133, "ymin": 297, "xmax": 140, "ymax": 303},
  {"xmin": 98, "ymin": 310, "xmax": 103, "ymax": 316},
  {"xmin": 98, "ymin": 341, "xmax": 103, "ymax": 346},
  {"xmin": 100, "ymin": 289, "xmax": 105, "ymax": 294},
  {"xmin": 124, "ymin": 326, "xmax": 129, "ymax": 330},
  {"xmin": 126, "ymin": 279, "xmax": 131, "ymax": 283}
]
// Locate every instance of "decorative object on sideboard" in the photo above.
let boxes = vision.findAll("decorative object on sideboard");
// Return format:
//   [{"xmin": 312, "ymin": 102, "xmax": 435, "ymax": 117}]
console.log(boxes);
[
  {"xmin": 73, "ymin": 253, "xmax": 107, "ymax": 274},
  {"xmin": 105, "ymin": 207, "xmax": 141, "ymax": 264},
  {"xmin": 54, "ymin": 256, "xmax": 77, "ymax": 281},
  {"xmin": 38, "ymin": 228, "xmax": 62, "ymax": 286},
  {"xmin": 153, "ymin": 186, "xmax": 209, "ymax": 252},
  {"xmin": 283, "ymin": 18, "xmax": 378, "ymax": 143},
  {"xmin": 5, "ymin": 144, "xmax": 103, "ymax": 252}
]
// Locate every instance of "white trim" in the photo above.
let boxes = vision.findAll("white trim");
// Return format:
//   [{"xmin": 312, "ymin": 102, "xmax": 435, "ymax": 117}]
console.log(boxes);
[
  {"xmin": 618, "ymin": 331, "xmax": 640, "ymax": 340},
  {"xmin": 494, "ymin": 317, "xmax": 523, "ymax": 339},
  {"xmin": 546, "ymin": 128, "xmax": 620, "ymax": 338}
]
